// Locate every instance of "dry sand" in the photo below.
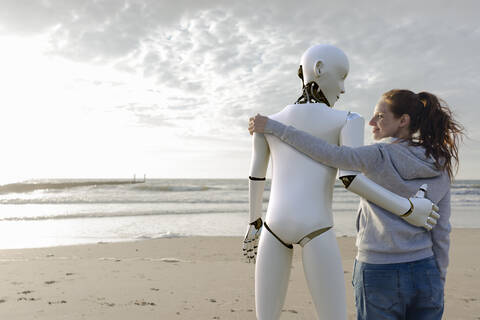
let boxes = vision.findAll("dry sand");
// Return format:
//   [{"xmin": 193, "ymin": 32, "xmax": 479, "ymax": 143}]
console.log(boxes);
[{"xmin": 0, "ymin": 228, "xmax": 478, "ymax": 319}]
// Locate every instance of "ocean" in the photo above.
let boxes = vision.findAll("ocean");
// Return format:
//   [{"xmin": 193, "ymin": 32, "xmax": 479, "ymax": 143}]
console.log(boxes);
[{"xmin": 0, "ymin": 179, "xmax": 479, "ymax": 249}]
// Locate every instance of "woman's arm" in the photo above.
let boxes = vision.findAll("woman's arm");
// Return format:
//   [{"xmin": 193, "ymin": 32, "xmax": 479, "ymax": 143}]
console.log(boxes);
[{"xmin": 259, "ymin": 117, "xmax": 383, "ymax": 174}]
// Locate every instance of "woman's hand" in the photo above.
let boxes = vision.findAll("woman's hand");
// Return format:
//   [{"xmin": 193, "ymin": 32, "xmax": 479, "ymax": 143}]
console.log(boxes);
[{"xmin": 248, "ymin": 114, "xmax": 269, "ymax": 135}]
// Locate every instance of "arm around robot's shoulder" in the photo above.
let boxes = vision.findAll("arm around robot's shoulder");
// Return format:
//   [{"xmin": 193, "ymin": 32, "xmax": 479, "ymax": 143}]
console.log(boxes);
[{"xmin": 264, "ymin": 116, "xmax": 377, "ymax": 172}]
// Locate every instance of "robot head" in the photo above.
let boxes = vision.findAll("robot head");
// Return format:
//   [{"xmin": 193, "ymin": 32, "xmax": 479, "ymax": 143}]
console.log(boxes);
[{"xmin": 300, "ymin": 44, "xmax": 349, "ymax": 106}]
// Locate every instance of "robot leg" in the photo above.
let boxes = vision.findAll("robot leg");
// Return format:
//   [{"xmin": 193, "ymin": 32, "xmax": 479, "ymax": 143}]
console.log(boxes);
[
  {"xmin": 255, "ymin": 226, "xmax": 293, "ymax": 320},
  {"xmin": 302, "ymin": 228, "xmax": 347, "ymax": 320}
]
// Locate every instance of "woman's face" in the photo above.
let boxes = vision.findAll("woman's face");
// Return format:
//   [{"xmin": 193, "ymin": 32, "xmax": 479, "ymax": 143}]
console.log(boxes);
[{"xmin": 369, "ymin": 99, "xmax": 405, "ymax": 140}]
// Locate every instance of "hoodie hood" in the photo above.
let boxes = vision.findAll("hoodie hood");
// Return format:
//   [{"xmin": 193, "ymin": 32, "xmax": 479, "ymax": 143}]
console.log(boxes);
[{"xmin": 381, "ymin": 138, "xmax": 440, "ymax": 180}]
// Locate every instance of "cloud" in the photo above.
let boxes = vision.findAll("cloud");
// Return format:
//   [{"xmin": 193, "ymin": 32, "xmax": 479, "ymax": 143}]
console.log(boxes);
[
  {"xmin": 0, "ymin": 0, "xmax": 224, "ymax": 59},
  {"xmin": 1, "ymin": 0, "xmax": 479, "ymax": 168}
]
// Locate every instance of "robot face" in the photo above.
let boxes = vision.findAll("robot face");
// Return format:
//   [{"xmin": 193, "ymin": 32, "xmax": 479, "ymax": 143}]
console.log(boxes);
[{"xmin": 301, "ymin": 45, "xmax": 349, "ymax": 106}]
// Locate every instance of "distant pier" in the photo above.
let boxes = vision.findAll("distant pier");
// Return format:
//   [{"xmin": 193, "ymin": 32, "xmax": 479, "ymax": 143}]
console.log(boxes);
[{"xmin": 132, "ymin": 174, "xmax": 147, "ymax": 184}]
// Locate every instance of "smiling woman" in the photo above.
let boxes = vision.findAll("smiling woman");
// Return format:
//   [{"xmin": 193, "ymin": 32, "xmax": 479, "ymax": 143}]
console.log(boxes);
[{"xmin": 369, "ymin": 97, "xmax": 410, "ymax": 140}]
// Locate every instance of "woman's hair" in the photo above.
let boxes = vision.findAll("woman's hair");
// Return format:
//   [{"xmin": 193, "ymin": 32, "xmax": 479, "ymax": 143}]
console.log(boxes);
[{"xmin": 382, "ymin": 89, "xmax": 464, "ymax": 180}]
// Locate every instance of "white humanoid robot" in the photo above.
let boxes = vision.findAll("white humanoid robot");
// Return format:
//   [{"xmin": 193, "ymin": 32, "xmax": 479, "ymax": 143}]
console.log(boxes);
[{"xmin": 244, "ymin": 44, "xmax": 439, "ymax": 320}]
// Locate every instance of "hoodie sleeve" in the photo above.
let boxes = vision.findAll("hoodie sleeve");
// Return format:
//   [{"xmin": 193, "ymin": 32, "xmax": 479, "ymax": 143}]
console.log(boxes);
[
  {"xmin": 264, "ymin": 118, "xmax": 384, "ymax": 174},
  {"xmin": 431, "ymin": 188, "xmax": 451, "ymax": 282}
]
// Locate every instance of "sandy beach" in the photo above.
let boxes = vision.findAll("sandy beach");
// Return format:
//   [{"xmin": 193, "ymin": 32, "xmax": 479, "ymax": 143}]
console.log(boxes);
[{"xmin": 0, "ymin": 229, "xmax": 478, "ymax": 319}]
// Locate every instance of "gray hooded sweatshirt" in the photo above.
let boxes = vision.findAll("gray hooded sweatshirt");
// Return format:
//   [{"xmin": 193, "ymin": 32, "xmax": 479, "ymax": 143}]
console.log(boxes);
[{"xmin": 264, "ymin": 119, "xmax": 451, "ymax": 280}]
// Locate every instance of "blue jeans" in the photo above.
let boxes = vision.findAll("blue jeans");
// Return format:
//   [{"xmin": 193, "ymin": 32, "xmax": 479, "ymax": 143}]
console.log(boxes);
[{"xmin": 353, "ymin": 256, "xmax": 444, "ymax": 320}]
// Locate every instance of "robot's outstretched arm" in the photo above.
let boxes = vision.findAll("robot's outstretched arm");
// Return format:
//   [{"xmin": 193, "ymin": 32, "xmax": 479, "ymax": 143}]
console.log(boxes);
[
  {"xmin": 244, "ymin": 133, "xmax": 270, "ymax": 262},
  {"xmin": 339, "ymin": 113, "xmax": 440, "ymax": 230}
]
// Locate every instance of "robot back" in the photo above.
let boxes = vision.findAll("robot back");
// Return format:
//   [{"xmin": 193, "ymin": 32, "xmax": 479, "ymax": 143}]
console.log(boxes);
[{"xmin": 265, "ymin": 103, "xmax": 348, "ymax": 243}]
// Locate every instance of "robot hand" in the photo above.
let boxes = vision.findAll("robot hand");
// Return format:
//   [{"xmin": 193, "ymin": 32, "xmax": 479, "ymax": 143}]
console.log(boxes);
[
  {"xmin": 242, "ymin": 218, "xmax": 262, "ymax": 263},
  {"xmin": 403, "ymin": 184, "xmax": 440, "ymax": 231}
]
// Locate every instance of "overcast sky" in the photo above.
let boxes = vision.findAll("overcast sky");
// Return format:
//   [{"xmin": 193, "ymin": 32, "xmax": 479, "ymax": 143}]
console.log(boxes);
[{"xmin": 0, "ymin": 0, "xmax": 478, "ymax": 183}]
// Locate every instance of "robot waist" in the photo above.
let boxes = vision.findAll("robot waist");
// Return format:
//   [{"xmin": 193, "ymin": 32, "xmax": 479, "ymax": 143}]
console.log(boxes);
[{"xmin": 265, "ymin": 209, "xmax": 334, "ymax": 244}]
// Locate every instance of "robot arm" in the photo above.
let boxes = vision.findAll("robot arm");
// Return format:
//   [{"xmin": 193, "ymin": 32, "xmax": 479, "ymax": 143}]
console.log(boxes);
[
  {"xmin": 244, "ymin": 133, "xmax": 270, "ymax": 262},
  {"xmin": 337, "ymin": 112, "xmax": 365, "ymax": 178},
  {"xmin": 339, "ymin": 113, "xmax": 440, "ymax": 230},
  {"xmin": 249, "ymin": 133, "xmax": 269, "ymax": 223}
]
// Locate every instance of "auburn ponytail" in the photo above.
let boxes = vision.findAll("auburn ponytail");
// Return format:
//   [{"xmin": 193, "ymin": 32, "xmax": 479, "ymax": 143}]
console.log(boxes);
[{"xmin": 382, "ymin": 89, "xmax": 464, "ymax": 180}]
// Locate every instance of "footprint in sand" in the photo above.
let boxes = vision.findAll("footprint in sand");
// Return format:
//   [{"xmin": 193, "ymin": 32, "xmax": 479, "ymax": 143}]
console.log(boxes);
[
  {"xmin": 100, "ymin": 302, "xmax": 115, "ymax": 307},
  {"xmin": 97, "ymin": 297, "xmax": 115, "ymax": 307},
  {"xmin": 133, "ymin": 300, "xmax": 156, "ymax": 306},
  {"xmin": 99, "ymin": 257, "xmax": 122, "ymax": 262},
  {"xmin": 18, "ymin": 290, "xmax": 34, "ymax": 295},
  {"xmin": 160, "ymin": 258, "xmax": 181, "ymax": 263},
  {"xmin": 282, "ymin": 309, "xmax": 298, "ymax": 314},
  {"xmin": 17, "ymin": 290, "xmax": 39, "ymax": 301},
  {"xmin": 17, "ymin": 297, "xmax": 38, "ymax": 302}
]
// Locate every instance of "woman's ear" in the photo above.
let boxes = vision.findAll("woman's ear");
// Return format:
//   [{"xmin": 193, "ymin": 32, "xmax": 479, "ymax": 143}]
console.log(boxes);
[{"xmin": 400, "ymin": 114, "xmax": 411, "ymax": 128}]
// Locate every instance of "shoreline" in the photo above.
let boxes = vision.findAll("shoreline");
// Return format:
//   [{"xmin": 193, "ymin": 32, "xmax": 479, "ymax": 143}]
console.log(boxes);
[
  {"xmin": 0, "ymin": 226, "xmax": 479, "ymax": 251},
  {"xmin": 0, "ymin": 228, "xmax": 478, "ymax": 319}
]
